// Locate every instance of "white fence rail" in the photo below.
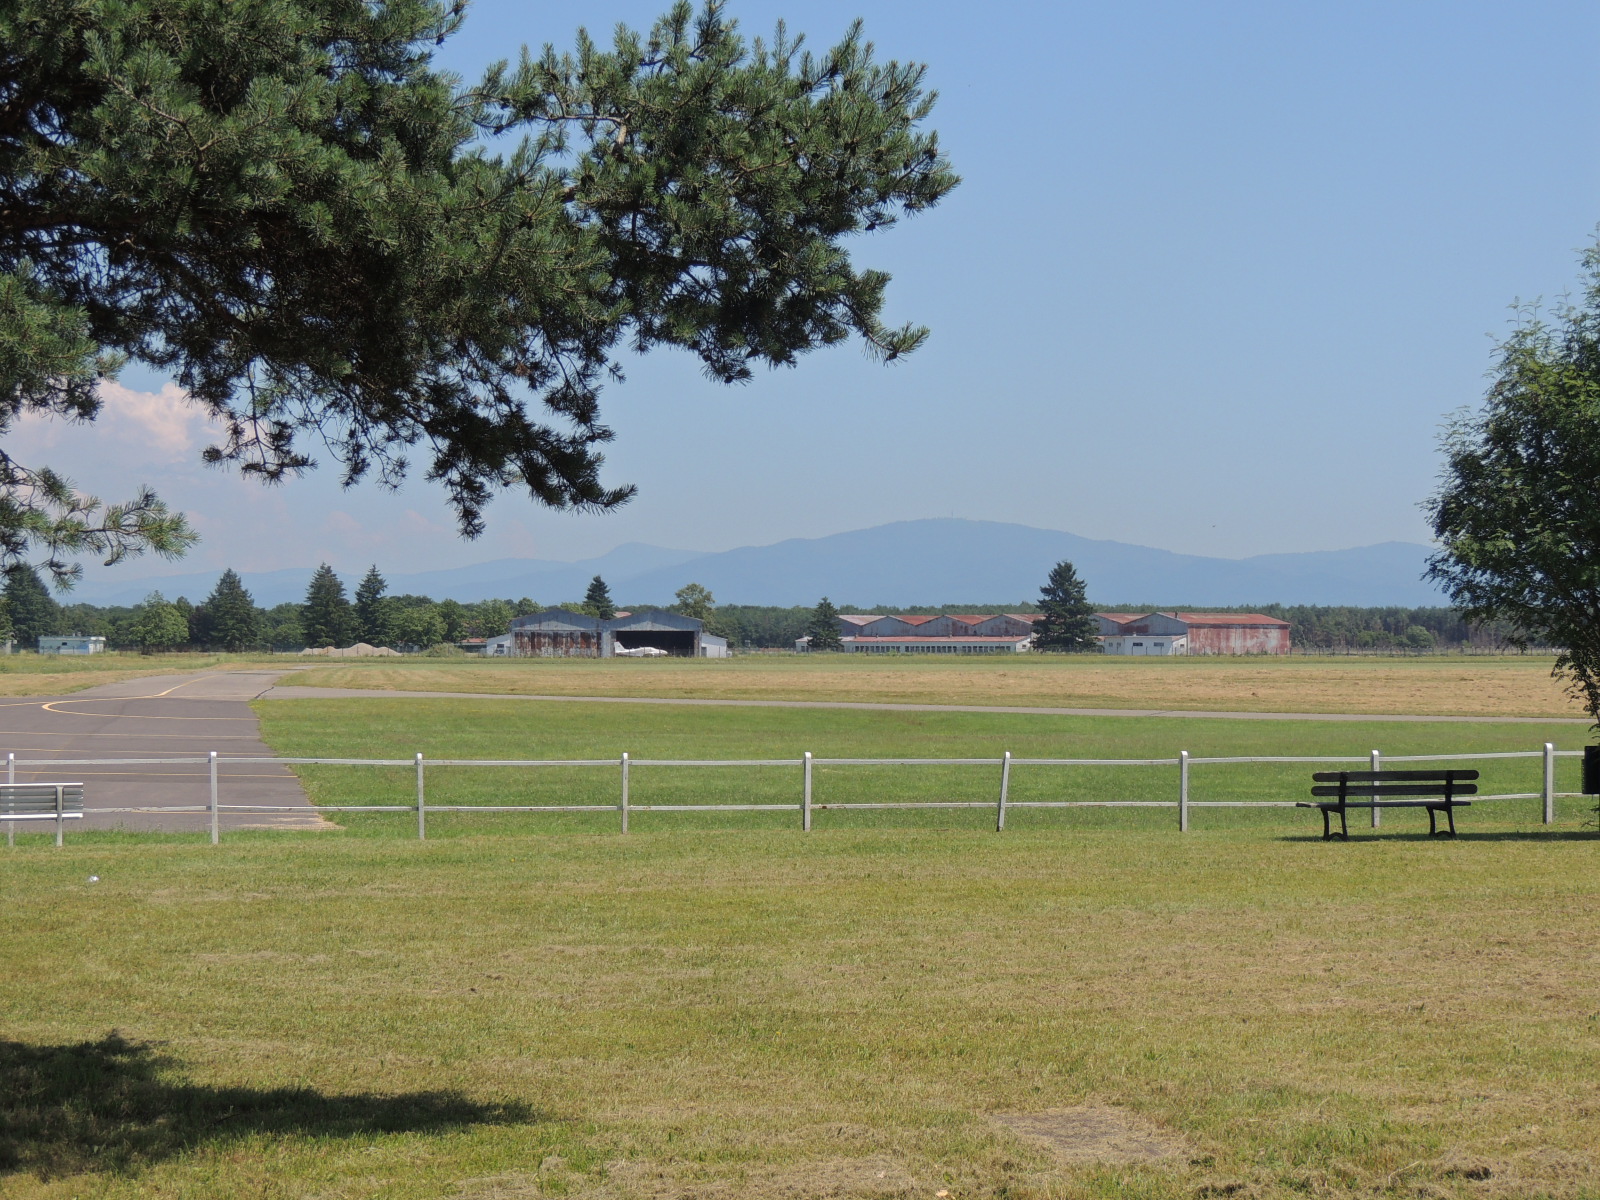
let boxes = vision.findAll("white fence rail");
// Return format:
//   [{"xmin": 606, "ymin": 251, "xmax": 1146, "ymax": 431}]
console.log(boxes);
[{"xmin": 2, "ymin": 743, "xmax": 1590, "ymax": 846}]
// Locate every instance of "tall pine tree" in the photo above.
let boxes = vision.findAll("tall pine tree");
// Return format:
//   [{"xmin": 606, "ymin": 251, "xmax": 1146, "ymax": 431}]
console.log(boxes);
[
  {"xmin": 302, "ymin": 564, "xmax": 356, "ymax": 648},
  {"xmin": 1033, "ymin": 561, "xmax": 1099, "ymax": 652},
  {"xmin": 200, "ymin": 569, "xmax": 260, "ymax": 651},
  {"xmin": 355, "ymin": 565, "xmax": 395, "ymax": 646},
  {"xmin": 3, "ymin": 564, "xmax": 58, "ymax": 648},
  {"xmin": 806, "ymin": 597, "xmax": 844, "ymax": 651},
  {"xmin": 583, "ymin": 576, "xmax": 616, "ymax": 620},
  {"xmin": 0, "ymin": 0, "xmax": 954, "ymax": 579}
]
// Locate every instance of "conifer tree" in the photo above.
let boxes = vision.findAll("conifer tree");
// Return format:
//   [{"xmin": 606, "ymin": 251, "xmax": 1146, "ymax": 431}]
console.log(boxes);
[
  {"xmin": 584, "ymin": 576, "xmax": 617, "ymax": 620},
  {"xmin": 0, "ymin": 0, "xmax": 956, "ymax": 580},
  {"xmin": 806, "ymin": 597, "xmax": 844, "ymax": 651},
  {"xmin": 1033, "ymin": 561, "xmax": 1099, "ymax": 652},
  {"xmin": 355, "ymin": 566, "xmax": 395, "ymax": 646},
  {"xmin": 3, "ymin": 564, "xmax": 58, "ymax": 648},
  {"xmin": 302, "ymin": 564, "xmax": 356, "ymax": 648},
  {"xmin": 200, "ymin": 569, "xmax": 260, "ymax": 651}
]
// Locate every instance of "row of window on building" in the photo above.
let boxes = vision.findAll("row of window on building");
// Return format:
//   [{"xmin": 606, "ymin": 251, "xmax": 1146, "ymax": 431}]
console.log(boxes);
[{"xmin": 794, "ymin": 611, "xmax": 1292, "ymax": 655}]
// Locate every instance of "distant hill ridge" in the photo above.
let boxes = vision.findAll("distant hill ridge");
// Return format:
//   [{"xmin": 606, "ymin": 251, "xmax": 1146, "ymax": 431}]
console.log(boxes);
[{"xmin": 68, "ymin": 519, "xmax": 1446, "ymax": 608}]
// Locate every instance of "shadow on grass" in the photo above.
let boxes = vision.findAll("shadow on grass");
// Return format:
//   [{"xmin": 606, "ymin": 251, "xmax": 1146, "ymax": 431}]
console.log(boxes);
[
  {"xmin": 0, "ymin": 1033, "xmax": 536, "ymax": 1179},
  {"xmin": 1277, "ymin": 830, "xmax": 1598, "ymax": 843}
]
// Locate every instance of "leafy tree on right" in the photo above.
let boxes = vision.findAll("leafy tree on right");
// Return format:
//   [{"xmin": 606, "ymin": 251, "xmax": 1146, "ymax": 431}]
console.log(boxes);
[
  {"xmin": 1428, "ymin": 245, "xmax": 1600, "ymax": 726},
  {"xmin": 1033, "ymin": 561, "xmax": 1099, "ymax": 652}
]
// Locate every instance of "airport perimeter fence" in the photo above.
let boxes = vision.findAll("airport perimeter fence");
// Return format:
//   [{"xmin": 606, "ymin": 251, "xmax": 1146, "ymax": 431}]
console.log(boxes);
[{"xmin": 2, "ymin": 743, "xmax": 1592, "ymax": 846}]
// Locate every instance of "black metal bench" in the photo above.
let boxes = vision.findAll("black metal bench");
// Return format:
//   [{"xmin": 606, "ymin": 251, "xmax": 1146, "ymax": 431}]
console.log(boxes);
[
  {"xmin": 1, "ymin": 782, "xmax": 86, "ymax": 845},
  {"xmin": 1297, "ymin": 770, "xmax": 1477, "ymax": 840}
]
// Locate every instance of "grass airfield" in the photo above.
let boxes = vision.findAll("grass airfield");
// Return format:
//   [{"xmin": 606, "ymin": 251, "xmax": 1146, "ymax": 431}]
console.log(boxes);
[
  {"xmin": 2, "ymin": 654, "xmax": 1598, "ymax": 1199},
  {"xmin": 292, "ymin": 652, "xmax": 1588, "ymax": 719}
]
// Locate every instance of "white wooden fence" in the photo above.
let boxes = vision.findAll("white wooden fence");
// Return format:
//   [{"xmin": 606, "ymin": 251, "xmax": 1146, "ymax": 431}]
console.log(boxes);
[{"xmin": 2, "ymin": 743, "xmax": 1589, "ymax": 845}]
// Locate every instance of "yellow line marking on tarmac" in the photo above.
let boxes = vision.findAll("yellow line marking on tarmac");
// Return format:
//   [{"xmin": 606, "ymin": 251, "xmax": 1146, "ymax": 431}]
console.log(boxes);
[
  {"xmin": 38, "ymin": 701, "xmax": 252, "ymax": 719},
  {"xmin": 0, "ymin": 731, "xmax": 259, "ymax": 738},
  {"xmin": 9, "ymin": 770, "xmax": 295, "ymax": 779}
]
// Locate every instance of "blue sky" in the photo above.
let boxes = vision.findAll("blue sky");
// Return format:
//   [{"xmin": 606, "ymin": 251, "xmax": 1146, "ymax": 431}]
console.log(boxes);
[{"xmin": 24, "ymin": 0, "xmax": 1600, "ymax": 585}]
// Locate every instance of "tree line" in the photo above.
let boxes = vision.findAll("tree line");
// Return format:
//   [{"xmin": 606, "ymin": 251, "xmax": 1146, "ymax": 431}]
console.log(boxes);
[{"xmin": 0, "ymin": 557, "xmax": 1530, "ymax": 655}]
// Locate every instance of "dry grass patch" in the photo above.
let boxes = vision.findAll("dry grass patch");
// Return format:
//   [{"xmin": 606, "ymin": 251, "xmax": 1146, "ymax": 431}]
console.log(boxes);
[{"xmin": 289, "ymin": 655, "xmax": 1586, "ymax": 718}]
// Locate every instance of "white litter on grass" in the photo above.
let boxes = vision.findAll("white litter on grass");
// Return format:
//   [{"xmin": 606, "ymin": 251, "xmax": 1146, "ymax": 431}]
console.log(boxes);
[{"xmin": 87, "ymin": 875, "xmax": 99, "ymax": 883}]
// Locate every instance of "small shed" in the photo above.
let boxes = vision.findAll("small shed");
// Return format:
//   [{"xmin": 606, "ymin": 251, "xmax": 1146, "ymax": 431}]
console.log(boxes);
[{"xmin": 39, "ymin": 635, "xmax": 105, "ymax": 655}]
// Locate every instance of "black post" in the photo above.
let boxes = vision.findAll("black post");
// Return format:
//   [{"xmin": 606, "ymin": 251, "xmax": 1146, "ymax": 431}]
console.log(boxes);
[{"xmin": 1582, "ymin": 745, "xmax": 1600, "ymax": 796}]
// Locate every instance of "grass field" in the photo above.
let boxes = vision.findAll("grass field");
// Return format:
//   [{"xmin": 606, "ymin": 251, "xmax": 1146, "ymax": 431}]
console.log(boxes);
[
  {"xmin": 3, "ymin": 826, "xmax": 1596, "ymax": 1199},
  {"xmin": 4, "ymin": 687, "xmax": 1597, "ymax": 1199},
  {"xmin": 0, "ymin": 651, "xmax": 280, "ymax": 696},
  {"xmin": 246, "ymin": 698, "xmax": 1594, "ymax": 837},
  {"xmin": 289, "ymin": 654, "xmax": 1589, "ymax": 719}
]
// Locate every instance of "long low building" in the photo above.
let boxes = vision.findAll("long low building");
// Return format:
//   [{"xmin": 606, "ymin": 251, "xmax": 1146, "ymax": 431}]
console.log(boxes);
[
  {"xmin": 1096, "ymin": 612, "xmax": 1290, "ymax": 655},
  {"xmin": 800, "ymin": 613, "xmax": 1041, "ymax": 654}
]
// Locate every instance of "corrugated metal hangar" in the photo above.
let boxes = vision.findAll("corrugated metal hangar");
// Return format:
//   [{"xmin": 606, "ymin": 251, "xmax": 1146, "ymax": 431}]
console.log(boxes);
[{"xmin": 509, "ymin": 608, "xmax": 727, "ymax": 658}]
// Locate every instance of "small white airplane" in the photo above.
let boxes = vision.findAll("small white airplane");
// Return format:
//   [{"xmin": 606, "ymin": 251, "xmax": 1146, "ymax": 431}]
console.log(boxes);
[{"xmin": 614, "ymin": 645, "xmax": 669, "ymax": 657}]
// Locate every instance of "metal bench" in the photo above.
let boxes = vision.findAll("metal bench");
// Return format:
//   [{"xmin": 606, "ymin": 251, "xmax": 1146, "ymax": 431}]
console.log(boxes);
[
  {"xmin": 1, "ymin": 783, "xmax": 86, "ymax": 846},
  {"xmin": 1297, "ymin": 770, "xmax": 1477, "ymax": 840}
]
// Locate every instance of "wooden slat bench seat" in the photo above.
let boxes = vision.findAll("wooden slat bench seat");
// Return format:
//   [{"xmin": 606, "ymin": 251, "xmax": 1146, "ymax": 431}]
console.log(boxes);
[
  {"xmin": 1, "ymin": 783, "xmax": 86, "ymax": 845},
  {"xmin": 1296, "ymin": 770, "xmax": 1477, "ymax": 840}
]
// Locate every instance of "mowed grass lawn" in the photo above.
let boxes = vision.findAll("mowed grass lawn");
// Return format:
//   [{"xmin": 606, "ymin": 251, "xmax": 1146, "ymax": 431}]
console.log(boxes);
[
  {"xmin": 289, "ymin": 653, "xmax": 1589, "ymax": 719},
  {"xmin": 251, "ymin": 697, "xmax": 1591, "ymax": 835},
  {"xmin": 3, "ymin": 700, "xmax": 1596, "ymax": 1199},
  {"xmin": 3, "ymin": 829, "xmax": 1596, "ymax": 1199}
]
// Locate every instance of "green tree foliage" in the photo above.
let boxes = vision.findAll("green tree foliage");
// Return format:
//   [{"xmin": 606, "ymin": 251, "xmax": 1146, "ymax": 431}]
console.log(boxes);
[
  {"xmin": 1427, "ymin": 247, "xmax": 1600, "ymax": 723},
  {"xmin": 355, "ymin": 566, "xmax": 395, "ymax": 647},
  {"xmin": 131, "ymin": 590, "xmax": 188, "ymax": 651},
  {"xmin": 472, "ymin": 599, "xmax": 514, "ymax": 639},
  {"xmin": 3, "ymin": 563, "xmax": 58, "ymax": 646},
  {"xmin": 436, "ymin": 599, "xmax": 467, "ymax": 643},
  {"xmin": 1033, "ymin": 560, "xmax": 1099, "ymax": 652},
  {"xmin": 302, "ymin": 564, "xmax": 355, "ymax": 648},
  {"xmin": 0, "ymin": 0, "xmax": 955, "ymax": 580},
  {"xmin": 514, "ymin": 598, "xmax": 539, "ymax": 617},
  {"xmin": 261, "ymin": 602, "xmax": 305, "ymax": 650},
  {"xmin": 806, "ymin": 597, "xmax": 843, "ymax": 651},
  {"xmin": 672, "ymin": 582, "xmax": 714, "ymax": 622},
  {"xmin": 394, "ymin": 604, "xmax": 446, "ymax": 649},
  {"xmin": 583, "ymin": 576, "xmax": 616, "ymax": 620},
  {"xmin": 197, "ymin": 569, "xmax": 260, "ymax": 651}
]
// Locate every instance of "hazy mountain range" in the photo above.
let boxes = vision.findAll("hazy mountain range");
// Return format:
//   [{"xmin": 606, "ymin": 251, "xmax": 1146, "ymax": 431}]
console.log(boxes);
[{"xmin": 67, "ymin": 519, "xmax": 1448, "ymax": 609}]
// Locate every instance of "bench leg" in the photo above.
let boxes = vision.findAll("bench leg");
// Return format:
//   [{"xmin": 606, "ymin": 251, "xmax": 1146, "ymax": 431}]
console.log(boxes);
[
  {"xmin": 1321, "ymin": 807, "xmax": 1331, "ymax": 840},
  {"xmin": 1338, "ymin": 804, "xmax": 1349, "ymax": 840},
  {"xmin": 1427, "ymin": 804, "xmax": 1457, "ymax": 836}
]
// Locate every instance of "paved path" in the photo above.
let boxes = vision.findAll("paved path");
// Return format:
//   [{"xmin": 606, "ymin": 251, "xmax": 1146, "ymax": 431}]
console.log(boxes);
[
  {"xmin": 1, "ymin": 670, "xmax": 327, "ymax": 834},
  {"xmin": 260, "ymin": 684, "xmax": 1591, "ymax": 725}
]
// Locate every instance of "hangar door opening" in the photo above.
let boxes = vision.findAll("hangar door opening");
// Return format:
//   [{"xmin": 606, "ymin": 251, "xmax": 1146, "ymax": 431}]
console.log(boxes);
[{"xmin": 613, "ymin": 629, "xmax": 698, "ymax": 656}]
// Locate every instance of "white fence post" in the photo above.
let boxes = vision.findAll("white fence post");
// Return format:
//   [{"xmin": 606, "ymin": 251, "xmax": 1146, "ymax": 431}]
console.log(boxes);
[
  {"xmin": 209, "ymin": 751, "xmax": 219, "ymax": 845},
  {"xmin": 619, "ymin": 752, "xmax": 629, "ymax": 834},
  {"xmin": 1370, "ymin": 749, "xmax": 1381, "ymax": 828},
  {"xmin": 5, "ymin": 751, "xmax": 12, "ymax": 848},
  {"xmin": 416, "ymin": 752, "xmax": 426, "ymax": 841},
  {"xmin": 1543, "ymin": 742, "xmax": 1555, "ymax": 824},
  {"xmin": 54, "ymin": 782, "xmax": 64, "ymax": 847},
  {"xmin": 803, "ymin": 752, "xmax": 813, "ymax": 831},
  {"xmin": 1179, "ymin": 750, "xmax": 1190, "ymax": 832},
  {"xmin": 996, "ymin": 752, "xmax": 1012, "ymax": 832}
]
